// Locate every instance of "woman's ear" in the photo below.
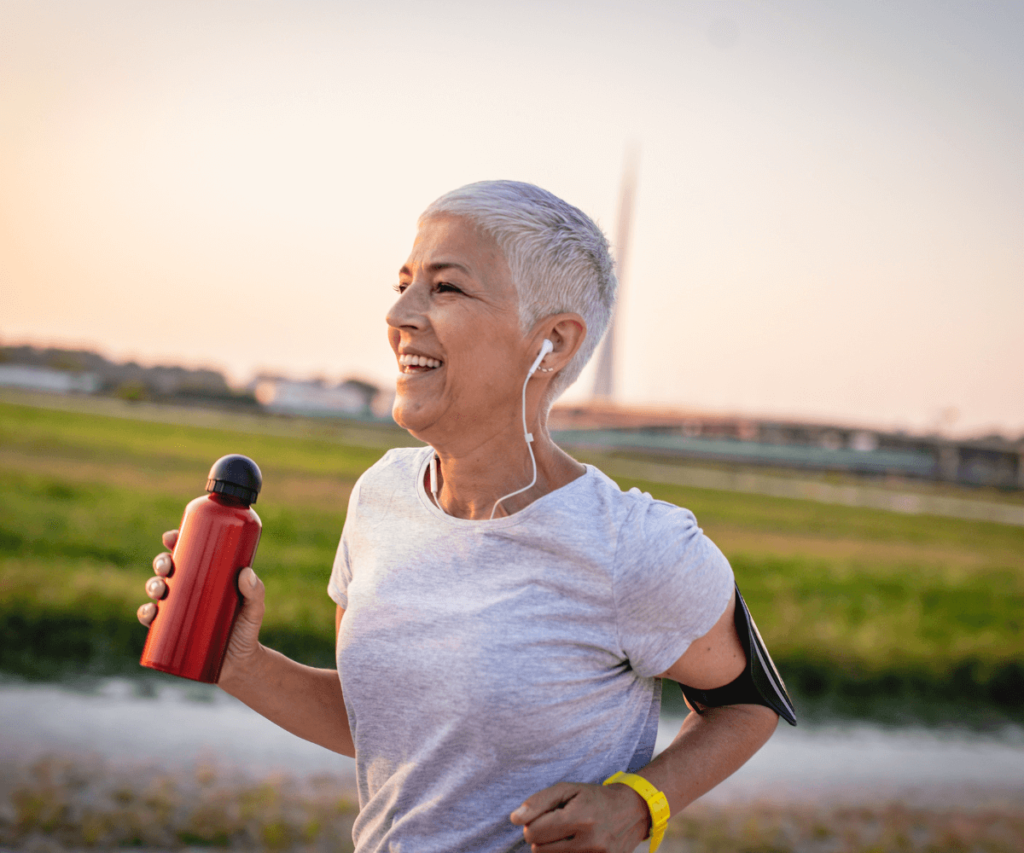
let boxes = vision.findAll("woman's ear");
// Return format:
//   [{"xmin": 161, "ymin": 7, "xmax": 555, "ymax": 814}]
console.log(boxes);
[{"xmin": 532, "ymin": 313, "xmax": 587, "ymax": 371}]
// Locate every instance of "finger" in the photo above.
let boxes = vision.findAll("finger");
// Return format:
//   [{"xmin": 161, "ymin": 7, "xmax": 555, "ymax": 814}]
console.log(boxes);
[
  {"xmin": 231, "ymin": 568, "xmax": 266, "ymax": 642},
  {"xmin": 161, "ymin": 529, "xmax": 179, "ymax": 550},
  {"xmin": 137, "ymin": 602, "xmax": 156, "ymax": 626},
  {"xmin": 526, "ymin": 837, "xmax": 582, "ymax": 853},
  {"xmin": 238, "ymin": 567, "xmax": 263, "ymax": 601},
  {"xmin": 511, "ymin": 783, "xmax": 579, "ymax": 826},
  {"xmin": 153, "ymin": 553, "xmax": 173, "ymax": 577},
  {"xmin": 524, "ymin": 823, "xmax": 579, "ymax": 849},
  {"xmin": 521, "ymin": 806, "xmax": 588, "ymax": 848},
  {"xmin": 145, "ymin": 576, "xmax": 167, "ymax": 600}
]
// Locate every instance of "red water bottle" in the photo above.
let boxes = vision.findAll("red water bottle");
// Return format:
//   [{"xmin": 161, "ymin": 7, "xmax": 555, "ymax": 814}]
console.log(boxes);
[{"xmin": 140, "ymin": 454, "xmax": 263, "ymax": 683}]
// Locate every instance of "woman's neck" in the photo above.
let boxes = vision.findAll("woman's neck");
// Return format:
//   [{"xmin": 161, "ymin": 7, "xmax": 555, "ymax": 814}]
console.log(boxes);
[{"xmin": 427, "ymin": 426, "xmax": 584, "ymax": 520}]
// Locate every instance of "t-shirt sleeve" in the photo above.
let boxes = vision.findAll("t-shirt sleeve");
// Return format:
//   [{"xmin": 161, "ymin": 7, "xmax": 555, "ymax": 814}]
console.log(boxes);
[
  {"xmin": 328, "ymin": 476, "xmax": 364, "ymax": 609},
  {"xmin": 612, "ymin": 496, "xmax": 735, "ymax": 678}
]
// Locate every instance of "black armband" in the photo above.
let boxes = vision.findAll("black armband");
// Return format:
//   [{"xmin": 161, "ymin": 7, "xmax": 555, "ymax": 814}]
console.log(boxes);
[{"xmin": 679, "ymin": 584, "xmax": 797, "ymax": 726}]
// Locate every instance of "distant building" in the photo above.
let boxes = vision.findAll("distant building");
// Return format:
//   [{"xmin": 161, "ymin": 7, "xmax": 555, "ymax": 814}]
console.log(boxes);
[
  {"xmin": 0, "ymin": 344, "xmax": 235, "ymax": 401},
  {"xmin": 550, "ymin": 401, "xmax": 1024, "ymax": 490},
  {"xmin": 0, "ymin": 365, "xmax": 101, "ymax": 395},
  {"xmin": 253, "ymin": 377, "xmax": 378, "ymax": 417}
]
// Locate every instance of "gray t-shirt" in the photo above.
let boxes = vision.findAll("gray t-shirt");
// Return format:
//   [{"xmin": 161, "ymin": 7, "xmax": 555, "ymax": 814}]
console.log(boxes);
[{"xmin": 329, "ymin": 446, "xmax": 733, "ymax": 853}]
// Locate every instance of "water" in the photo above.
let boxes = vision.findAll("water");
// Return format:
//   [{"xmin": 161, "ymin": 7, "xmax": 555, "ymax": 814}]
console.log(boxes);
[{"xmin": 4, "ymin": 677, "xmax": 1023, "ymax": 806}]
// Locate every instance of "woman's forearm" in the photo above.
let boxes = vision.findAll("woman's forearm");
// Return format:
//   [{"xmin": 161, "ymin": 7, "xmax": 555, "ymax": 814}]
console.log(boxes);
[
  {"xmin": 641, "ymin": 703, "xmax": 778, "ymax": 813},
  {"xmin": 217, "ymin": 644, "xmax": 354, "ymax": 758},
  {"xmin": 510, "ymin": 703, "xmax": 778, "ymax": 850}
]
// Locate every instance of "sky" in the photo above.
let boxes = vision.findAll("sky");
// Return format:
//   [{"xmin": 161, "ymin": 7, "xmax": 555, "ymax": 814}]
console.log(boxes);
[{"xmin": 2, "ymin": 0, "xmax": 1022, "ymax": 437}]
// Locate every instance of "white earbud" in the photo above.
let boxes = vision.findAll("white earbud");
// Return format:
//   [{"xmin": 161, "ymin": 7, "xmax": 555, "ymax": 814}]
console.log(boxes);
[{"xmin": 527, "ymin": 339, "xmax": 554, "ymax": 377}]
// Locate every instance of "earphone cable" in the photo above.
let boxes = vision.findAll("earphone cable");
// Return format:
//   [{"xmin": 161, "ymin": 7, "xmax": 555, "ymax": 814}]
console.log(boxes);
[{"xmin": 489, "ymin": 364, "xmax": 538, "ymax": 520}]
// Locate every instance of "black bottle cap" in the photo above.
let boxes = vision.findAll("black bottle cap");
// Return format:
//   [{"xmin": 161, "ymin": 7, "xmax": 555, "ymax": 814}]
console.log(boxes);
[{"xmin": 206, "ymin": 455, "xmax": 262, "ymax": 505}]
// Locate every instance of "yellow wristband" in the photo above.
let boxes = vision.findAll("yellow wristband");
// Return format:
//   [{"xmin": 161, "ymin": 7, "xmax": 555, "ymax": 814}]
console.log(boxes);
[{"xmin": 602, "ymin": 771, "xmax": 670, "ymax": 853}]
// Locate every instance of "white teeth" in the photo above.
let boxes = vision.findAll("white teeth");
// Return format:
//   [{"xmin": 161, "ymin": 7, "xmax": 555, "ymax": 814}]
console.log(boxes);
[{"xmin": 399, "ymin": 354, "xmax": 442, "ymax": 369}]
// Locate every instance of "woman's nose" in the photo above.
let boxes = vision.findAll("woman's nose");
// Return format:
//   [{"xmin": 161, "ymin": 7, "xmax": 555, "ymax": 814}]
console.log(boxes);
[{"xmin": 386, "ymin": 282, "xmax": 428, "ymax": 330}]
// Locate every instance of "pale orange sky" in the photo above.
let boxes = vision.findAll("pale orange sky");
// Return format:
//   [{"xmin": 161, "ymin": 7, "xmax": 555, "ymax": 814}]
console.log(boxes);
[{"xmin": 2, "ymin": 0, "xmax": 1022, "ymax": 437}]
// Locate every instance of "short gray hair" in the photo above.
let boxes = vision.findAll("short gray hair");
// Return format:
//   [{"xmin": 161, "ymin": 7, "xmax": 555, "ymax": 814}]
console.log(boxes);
[{"xmin": 420, "ymin": 180, "xmax": 617, "ymax": 405}]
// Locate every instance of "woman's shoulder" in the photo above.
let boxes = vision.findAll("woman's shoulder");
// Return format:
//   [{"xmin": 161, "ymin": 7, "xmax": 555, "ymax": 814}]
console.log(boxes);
[
  {"xmin": 360, "ymin": 445, "xmax": 430, "ymax": 479},
  {"xmin": 349, "ymin": 445, "xmax": 430, "ymax": 504},
  {"xmin": 578, "ymin": 464, "xmax": 700, "ymax": 533}
]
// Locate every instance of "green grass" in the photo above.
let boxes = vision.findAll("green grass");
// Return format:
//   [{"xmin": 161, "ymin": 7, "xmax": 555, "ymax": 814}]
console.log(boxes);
[{"xmin": 1, "ymin": 398, "xmax": 1022, "ymax": 724}]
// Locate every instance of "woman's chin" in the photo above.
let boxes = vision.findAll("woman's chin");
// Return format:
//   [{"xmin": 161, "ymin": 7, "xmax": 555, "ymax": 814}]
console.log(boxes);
[{"xmin": 391, "ymin": 398, "xmax": 435, "ymax": 439}]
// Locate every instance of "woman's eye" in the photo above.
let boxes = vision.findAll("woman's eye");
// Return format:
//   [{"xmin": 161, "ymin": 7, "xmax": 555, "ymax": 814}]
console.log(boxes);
[
  {"xmin": 436, "ymin": 282, "xmax": 462, "ymax": 294},
  {"xmin": 393, "ymin": 283, "xmax": 408, "ymax": 294}
]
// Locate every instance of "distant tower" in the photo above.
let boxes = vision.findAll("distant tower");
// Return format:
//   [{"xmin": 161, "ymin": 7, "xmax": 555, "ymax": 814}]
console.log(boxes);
[{"xmin": 592, "ymin": 149, "xmax": 638, "ymax": 401}]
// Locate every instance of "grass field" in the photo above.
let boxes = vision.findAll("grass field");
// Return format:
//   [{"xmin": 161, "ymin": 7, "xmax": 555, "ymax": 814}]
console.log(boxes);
[{"xmin": 1, "ymin": 397, "xmax": 1022, "ymax": 725}]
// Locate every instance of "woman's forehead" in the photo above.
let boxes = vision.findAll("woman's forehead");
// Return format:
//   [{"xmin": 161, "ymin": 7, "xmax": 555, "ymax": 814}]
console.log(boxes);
[
  {"xmin": 404, "ymin": 215, "xmax": 512, "ymax": 287},
  {"xmin": 411, "ymin": 214, "xmax": 496, "ymax": 256}
]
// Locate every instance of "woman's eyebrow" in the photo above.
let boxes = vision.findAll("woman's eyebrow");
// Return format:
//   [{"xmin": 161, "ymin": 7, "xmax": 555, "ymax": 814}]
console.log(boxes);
[{"xmin": 399, "ymin": 261, "xmax": 473, "ymax": 277}]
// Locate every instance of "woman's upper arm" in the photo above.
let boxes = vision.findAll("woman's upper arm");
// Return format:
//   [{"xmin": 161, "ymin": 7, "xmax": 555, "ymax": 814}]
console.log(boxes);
[
  {"xmin": 336, "ymin": 605, "xmax": 346, "ymax": 639},
  {"xmin": 657, "ymin": 588, "xmax": 745, "ymax": 689}
]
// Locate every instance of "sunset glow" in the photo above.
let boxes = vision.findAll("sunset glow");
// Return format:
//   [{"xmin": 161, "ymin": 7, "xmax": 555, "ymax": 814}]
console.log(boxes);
[{"xmin": 2, "ymin": 0, "xmax": 1021, "ymax": 436}]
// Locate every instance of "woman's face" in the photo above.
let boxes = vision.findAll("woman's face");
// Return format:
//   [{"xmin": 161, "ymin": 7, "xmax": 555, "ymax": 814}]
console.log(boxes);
[{"xmin": 386, "ymin": 214, "xmax": 533, "ymax": 446}]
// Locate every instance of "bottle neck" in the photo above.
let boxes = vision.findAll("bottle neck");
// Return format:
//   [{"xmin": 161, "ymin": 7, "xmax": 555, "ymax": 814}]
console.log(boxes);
[{"xmin": 208, "ymin": 491, "xmax": 251, "ymax": 509}]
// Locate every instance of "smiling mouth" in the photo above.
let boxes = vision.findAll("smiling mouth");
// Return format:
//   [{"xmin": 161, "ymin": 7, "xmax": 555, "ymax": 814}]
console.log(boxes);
[{"xmin": 398, "ymin": 354, "xmax": 443, "ymax": 374}]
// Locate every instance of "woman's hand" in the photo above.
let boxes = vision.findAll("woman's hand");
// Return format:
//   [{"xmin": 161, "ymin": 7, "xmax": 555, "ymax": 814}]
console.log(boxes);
[
  {"xmin": 137, "ymin": 529, "xmax": 267, "ymax": 682},
  {"xmin": 510, "ymin": 781, "xmax": 648, "ymax": 853}
]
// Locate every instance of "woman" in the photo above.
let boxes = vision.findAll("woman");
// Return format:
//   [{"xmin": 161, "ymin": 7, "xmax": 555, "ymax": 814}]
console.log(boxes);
[{"xmin": 139, "ymin": 181, "xmax": 780, "ymax": 853}]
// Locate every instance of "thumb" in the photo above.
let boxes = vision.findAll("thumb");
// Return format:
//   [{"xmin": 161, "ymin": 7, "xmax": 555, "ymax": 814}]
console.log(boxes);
[
  {"xmin": 510, "ymin": 782, "xmax": 578, "ymax": 826},
  {"xmin": 238, "ymin": 566, "xmax": 264, "ymax": 601}
]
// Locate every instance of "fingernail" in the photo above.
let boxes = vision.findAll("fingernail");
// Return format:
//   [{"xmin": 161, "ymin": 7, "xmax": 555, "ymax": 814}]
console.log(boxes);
[
  {"xmin": 146, "ymin": 578, "xmax": 163, "ymax": 596},
  {"xmin": 154, "ymin": 555, "xmax": 170, "ymax": 573},
  {"xmin": 247, "ymin": 568, "xmax": 258, "ymax": 589},
  {"xmin": 511, "ymin": 806, "xmax": 525, "ymax": 820}
]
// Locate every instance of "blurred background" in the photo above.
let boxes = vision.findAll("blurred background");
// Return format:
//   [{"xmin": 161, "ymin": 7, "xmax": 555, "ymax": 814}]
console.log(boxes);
[
  {"xmin": 2, "ymin": 2, "xmax": 1023, "ymax": 851},
  {"xmin": 3, "ymin": 0, "xmax": 1022, "ymax": 436}
]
